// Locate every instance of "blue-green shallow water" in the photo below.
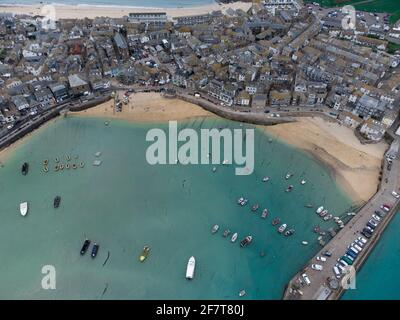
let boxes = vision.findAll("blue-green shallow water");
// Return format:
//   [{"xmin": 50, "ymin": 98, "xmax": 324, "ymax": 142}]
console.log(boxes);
[
  {"xmin": 342, "ymin": 211, "xmax": 400, "ymax": 300},
  {"xmin": 0, "ymin": 116, "xmax": 353, "ymax": 299}
]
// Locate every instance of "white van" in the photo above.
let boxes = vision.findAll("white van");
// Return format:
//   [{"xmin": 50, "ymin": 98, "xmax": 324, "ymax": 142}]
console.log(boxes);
[
  {"xmin": 353, "ymin": 243, "xmax": 362, "ymax": 251},
  {"xmin": 336, "ymin": 264, "xmax": 345, "ymax": 273},
  {"xmin": 333, "ymin": 266, "xmax": 341, "ymax": 278}
]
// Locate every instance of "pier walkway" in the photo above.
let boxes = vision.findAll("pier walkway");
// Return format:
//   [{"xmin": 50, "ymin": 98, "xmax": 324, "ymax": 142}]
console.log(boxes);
[{"xmin": 283, "ymin": 140, "xmax": 400, "ymax": 300}]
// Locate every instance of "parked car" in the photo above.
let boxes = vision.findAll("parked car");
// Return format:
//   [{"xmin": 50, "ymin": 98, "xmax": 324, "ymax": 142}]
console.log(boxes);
[
  {"xmin": 361, "ymin": 230, "xmax": 372, "ymax": 239},
  {"xmin": 372, "ymin": 214, "xmax": 381, "ymax": 222},
  {"xmin": 311, "ymin": 264, "xmax": 323, "ymax": 271},
  {"xmin": 323, "ymin": 250, "xmax": 332, "ymax": 257},
  {"xmin": 358, "ymin": 236, "xmax": 367, "ymax": 244},
  {"xmin": 367, "ymin": 222, "xmax": 376, "ymax": 230},
  {"xmin": 302, "ymin": 273, "xmax": 311, "ymax": 285},
  {"xmin": 392, "ymin": 191, "xmax": 400, "ymax": 199},
  {"xmin": 369, "ymin": 219, "xmax": 378, "ymax": 227},
  {"xmin": 316, "ymin": 256, "xmax": 327, "ymax": 262}
]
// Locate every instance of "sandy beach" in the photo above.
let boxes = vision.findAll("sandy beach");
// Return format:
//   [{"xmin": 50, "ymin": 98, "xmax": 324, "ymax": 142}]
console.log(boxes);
[
  {"xmin": 263, "ymin": 117, "xmax": 388, "ymax": 203},
  {"xmin": 73, "ymin": 91, "xmax": 215, "ymax": 122},
  {"xmin": 0, "ymin": 2, "xmax": 253, "ymax": 20}
]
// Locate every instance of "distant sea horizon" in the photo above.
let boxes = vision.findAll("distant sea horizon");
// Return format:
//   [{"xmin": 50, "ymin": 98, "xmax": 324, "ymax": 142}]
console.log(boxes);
[{"xmin": 0, "ymin": 0, "xmax": 216, "ymax": 8}]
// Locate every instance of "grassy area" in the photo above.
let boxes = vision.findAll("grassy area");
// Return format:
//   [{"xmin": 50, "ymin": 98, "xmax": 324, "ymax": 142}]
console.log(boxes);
[
  {"xmin": 387, "ymin": 42, "xmax": 400, "ymax": 54},
  {"xmin": 305, "ymin": 0, "xmax": 400, "ymax": 24}
]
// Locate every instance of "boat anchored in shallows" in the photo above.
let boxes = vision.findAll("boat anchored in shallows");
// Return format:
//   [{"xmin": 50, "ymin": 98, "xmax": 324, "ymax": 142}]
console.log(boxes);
[
  {"xmin": 20, "ymin": 202, "xmax": 28, "ymax": 216},
  {"xmin": 240, "ymin": 235, "xmax": 253, "ymax": 248},
  {"xmin": 139, "ymin": 246, "xmax": 150, "ymax": 262},
  {"xmin": 186, "ymin": 256, "xmax": 196, "ymax": 279}
]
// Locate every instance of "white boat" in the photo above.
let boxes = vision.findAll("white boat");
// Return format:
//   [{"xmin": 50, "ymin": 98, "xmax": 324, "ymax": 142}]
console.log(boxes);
[
  {"xmin": 302, "ymin": 241, "xmax": 308, "ymax": 245},
  {"xmin": 278, "ymin": 223, "xmax": 287, "ymax": 233},
  {"xmin": 20, "ymin": 202, "xmax": 28, "ymax": 216},
  {"xmin": 262, "ymin": 176, "xmax": 269, "ymax": 182},
  {"xmin": 231, "ymin": 232, "xmax": 238, "ymax": 243},
  {"xmin": 285, "ymin": 173, "xmax": 293, "ymax": 180},
  {"xmin": 316, "ymin": 206, "xmax": 324, "ymax": 214},
  {"xmin": 301, "ymin": 180, "xmax": 306, "ymax": 185},
  {"xmin": 186, "ymin": 256, "xmax": 196, "ymax": 279}
]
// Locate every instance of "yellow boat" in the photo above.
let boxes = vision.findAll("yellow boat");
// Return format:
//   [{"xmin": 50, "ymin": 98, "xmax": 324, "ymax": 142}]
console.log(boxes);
[{"xmin": 139, "ymin": 246, "xmax": 150, "ymax": 262}]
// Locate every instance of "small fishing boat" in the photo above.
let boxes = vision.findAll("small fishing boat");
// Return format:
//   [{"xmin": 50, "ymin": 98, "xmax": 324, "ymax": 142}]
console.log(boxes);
[
  {"xmin": 285, "ymin": 185, "xmax": 293, "ymax": 192},
  {"xmin": 139, "ymin": 245, "xmax": 150, "ymax": 262},
  {"xmin": 59, "ymin": 164, "xmax": 64, "ymax": 170},
  {"xmin": 43, "ymin": 159, "xmax": 49, "ymax": 166},
  {"xmin": 211, "ymin": 224, "xmax": 219, "ymax": 234},
  {"xmin": 302, "ymin": 241, "xmax": 308, "ymax": 245},
  {"xmin": 66, "ymin": 155, "xmax": 71, "ymax": 161},
  {"xmin": 262, "ymin": 176, "xmax": 269, "ymax": 182},
  {"xmin": 231, "ymin": 232, "xmax": 238, "ymax": 243},
  {"xmin": 223, "ymin": 229, "xmax": 231, "ymax": 238},
  {"xmin": 323, "ymin": 214, "xmax": 333, "ymax": 221},
  {"xmin": 239, "ymin": 289, "xmax": 246, "ymax": 297},
  {"xmin": 251, "ymin": 204, "xmax": 259, "ymax": 212},
  {"xmin": 72, "ymin": 163, "xmax": 77, "ymax": 169},
  {"xmin": 313, "ymin": 225, "xmax": 321, "ymax": 233},
  {"xmin": 285, "ymin": 229, "xmax": 295, "ymax": 236},
  {"xmin": 80, "ymin": 162, "xmax": 85, "ymax": 168},
  {"xmin": 285, "ymin": 172, "xmax": 293, "ymax": 180},
  {"xmin": 272, "ymin": 218, "xmax": 280, "ymax": 226},
  {"xmin": 319, "ymin": 209, "xmax": 328, "ymax": 217},
  {"xmin": 305, "ymin": 204, "xmax": 314, "ymax": 208},
  {"xmin": 91, "ymin": 243, "xmax": 99, "ymax": 258},
  {"xmin": 20, "ymin": 202, "xmax": 28, "ymax": 216},
  {"xmin": 80, "ymin": 239, "xmax": 91, "ymax": 255},
  {"xmin": 186, "ymin": 256, "xmax": 195, "ymax": 279},
  {"xmin": 66, "ymin": 163, "xmax": 70, "ymax": 169},
  {"xmin": 300, "ymin": 180, "xmax": 306, "ymax": 185},
  {"xmin": 316, "ymin": 206, "xmax": 324, "ymax": 214},
  {"xmin": 240, "ymin": 235, "xmax": 252, "ymax": 248},
  {"xmin": 43, "ymin": 166, "xmax": 49, "ymax": 173},
  {"xmin": 55, "ymin": 157, "xmax": 59, "ymax": 163},
  {"xmin": 278, "ymin": 224, "xmax": 287, "ymax": 233},
  {"xmin": 237, "ymin": 197, "xmax": 248, "ymax": 206},
  {"xmin": 212, "ymin": 167, "xmax": 217, "ymax": 173},
  {"xmin": 54, "ymin": 165, "xmax": 59, "ymax": 172},
  {"xmin": 53, "ymin": 196, "xmax": 61, "ymax": 209},
  {"xmin": 261, "ymin": 209, "xmax": 268, "ymax": 218},
  {"xmin": 21, "ymin": 162, "xmax": 29, "ymax": 175}
]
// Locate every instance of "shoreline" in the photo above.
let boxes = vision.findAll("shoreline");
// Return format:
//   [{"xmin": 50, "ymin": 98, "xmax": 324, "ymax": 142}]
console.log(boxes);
[
  {"xmin": 0, "ymin": 92, "xmax": 386, "ymax": 203},
  {"xmin": 0, "ymin": 2, "xmax": 253, "ymax": 19}
]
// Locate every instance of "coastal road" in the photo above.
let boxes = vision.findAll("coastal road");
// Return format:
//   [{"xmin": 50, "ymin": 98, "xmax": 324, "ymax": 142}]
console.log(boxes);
[{"xmin": 284, "ymin": 141, "xmax": 400, "ymax": 300}]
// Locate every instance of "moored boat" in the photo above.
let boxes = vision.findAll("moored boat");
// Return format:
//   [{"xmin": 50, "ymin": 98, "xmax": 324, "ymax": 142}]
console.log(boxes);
[
  {"xmin": 278, "ymin": 223, "xmax": 287, "ymax": 233},
  {"xmin": 21, "ymin": 162, "xmax": 29, "ymax": 175},
  {"xmin": 186, "ymin": 256, "xmax": 195, "ymax": 279},
  {"xmin": 313, "ymin": 225, "xmax": 321, "ymax": 233},
  {"xmin": 237, "ymin": 197, "xmax": 248, "ymax": 206},
  {"xmin": 231, "ymin": 232, "xmax": 238, "ymax": 243},
  {"xmin": 319, "ymin": 209, "xmax": 328, "ymax": 217},
  {"xmin": 262, "ymin": 176, "xmax": 269, "ymax": 182},
  {"xmin": 285, "ymin": 172, "xmax": 293, "ymax": 180},
  {"xmin": 285, "ymin": 185, "xmax": 293, "ymax": 192},
  {"xmin": 285, "ymin": 229, "xmax": 295, "ymax": 236},
  {"xmin": 211, "ymin": 224, "xmax": 219, "ymax": 234},
  {"xmin": 139, "ymin": 245, "xmax": 150, "ymax": 262},
  {"xmin": 272, "ymin": 218, "xmax": 280, "ymax": 226},
  {"xmin": 301, "ymin": 179, "xmax": 306, "ymax": 185},
  {"xmin": 53, "ymin": 196, "xmax": 61, "ymax": 208},
  {"xmin": 316, "ymin": 206, "xmax": 324, "ymax": 214},
  {"xmin": 20, "ymin": 202, "xmax": 28, "ymax": 216},
  {"xmin": 240, "ymin": 235, "xmax": 252, "ymax": 248},
  {"xmin": 91, "ymin": 243, "xmax": 99, "ymax": 258},
  {"xmin": 302, "ymin": 241, "xmax": 309, "ymax": 245},
  {"xmin": 261, "ymin": 209, "xmax": 268, "ymax": 218},
  {"xmin": 305, "ymin": 204, "xmax": 314, "ymax": 208},
  {"xmin": 80, "ymin": 239, "xmax": 91, "ymax": 255},
  {"xmin": 223, "ymin": 229, "xmax": 231, "ymax": 237},
  {"xmin": 251, "ymin": 204, "xmax": 259, "ymax": 212}
]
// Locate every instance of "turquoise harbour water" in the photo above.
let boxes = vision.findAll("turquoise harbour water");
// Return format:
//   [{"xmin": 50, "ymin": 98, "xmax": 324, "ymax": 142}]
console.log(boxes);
[
  {"xmin": 0, "ymin": 0, "xmax": 215, "ymax": 7},
  {"xmin": 342, "ymin": 211, "xmax": 400, "ymax": 300},
  {"xmin": 0, "ymin": 116, "xmax": 353, "ymax": 299}
]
